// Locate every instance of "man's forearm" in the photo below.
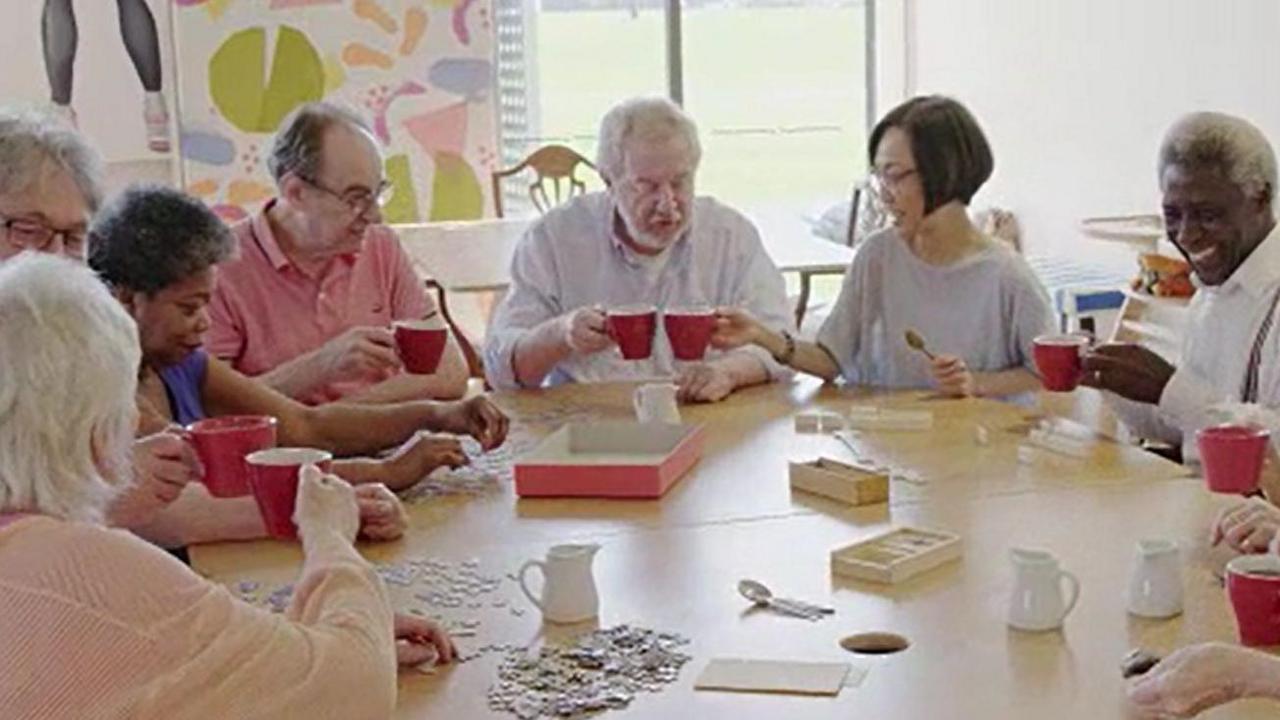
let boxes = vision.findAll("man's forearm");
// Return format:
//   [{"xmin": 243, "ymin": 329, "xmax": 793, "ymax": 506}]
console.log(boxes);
[
  {"xmin": 129, "ymin": 487, "xmax": 266, "ymax": 547},
  {"xmin": 258, "ymin": 349, "xmax": 330, "ymax": 400},
  {"xmin": 512, "ymin": 318, "xmax": 574, "ymax": 388},
  {"xmin": 346, "ymin": 342, "xmax": 468, "ymax": 404}
]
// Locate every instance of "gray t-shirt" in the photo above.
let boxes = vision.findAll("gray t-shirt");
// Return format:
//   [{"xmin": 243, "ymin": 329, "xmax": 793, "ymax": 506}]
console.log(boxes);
[{"xmin": 816, "ymin": 227, "xmax": 1054, "ymax": 389}]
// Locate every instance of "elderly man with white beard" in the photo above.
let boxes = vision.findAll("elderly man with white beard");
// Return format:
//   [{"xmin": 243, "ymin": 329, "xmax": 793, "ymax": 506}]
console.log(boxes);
[{"xmin": 484, "ymin": 97, "xmax": 794, "ymax": 402}]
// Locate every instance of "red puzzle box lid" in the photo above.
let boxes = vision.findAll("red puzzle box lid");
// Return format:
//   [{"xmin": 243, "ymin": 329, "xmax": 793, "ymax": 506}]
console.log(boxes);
[{"xmin": 514, "ymin": 421, "xmax": 705, "ymax": 499}]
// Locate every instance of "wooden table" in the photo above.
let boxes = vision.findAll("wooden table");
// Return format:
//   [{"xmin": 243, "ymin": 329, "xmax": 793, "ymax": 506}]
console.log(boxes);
[
  {"xmin": 394, "ymin": 218, "xmax": 854, "ymax": 326},
  {"xmin": 188, "ymin": 380, "xmax": 1280, "ymax": 719}
]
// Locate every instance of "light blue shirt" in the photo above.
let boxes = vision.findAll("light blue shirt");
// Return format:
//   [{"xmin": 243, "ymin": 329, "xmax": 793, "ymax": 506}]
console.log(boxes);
[
  {"xmin": 815, "ymin": 227, "xmax": 1054, "ymax": 390},
  {"xmin": 484, "ymin": 192, "xmax": 794, "ymax": 388}
]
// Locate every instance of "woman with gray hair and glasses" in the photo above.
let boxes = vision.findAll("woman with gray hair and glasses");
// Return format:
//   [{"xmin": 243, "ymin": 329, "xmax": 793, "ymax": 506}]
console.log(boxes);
[{"xmin": 0, "ymin": 253, "xmax": 453, "ymax": 718}]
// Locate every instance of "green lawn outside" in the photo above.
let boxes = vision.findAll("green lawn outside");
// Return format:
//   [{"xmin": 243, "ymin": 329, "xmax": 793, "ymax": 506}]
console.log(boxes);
[
  {"xmin": 519, "ymin": 5, "xmax": 867, "ymax": 312},
  {"xmin": 532, "ymin": 5, "xmax": 868, "ymax": 212}
]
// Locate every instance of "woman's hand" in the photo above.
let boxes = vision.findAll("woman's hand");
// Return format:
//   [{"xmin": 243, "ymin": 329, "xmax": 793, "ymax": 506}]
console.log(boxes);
[
  {"xmin": 381, "ymin": 433, "xmax": 468, "ymax": 491},
  {"xmin": 1211, "ymin": 497, "xmax": 1280, "ymax": 554},
  {"xmin": 394, "ymin": 613, "xmax": 457, "ymax": 667},
  {"xmin": 108, "ymin": 432, "xmax": 203, "ymax": 529},
  {"xmin": 437, "ymin": 396, "xmax": 510, "ymax": 452},
  {"xmin": 293, "ymin": 464, "xmax": 360, "ymax": 547},
  {"xmin": 1127, "ymin": 642, "xmax": 1276, "ymax": 718},
  {"xmin": 354, "ymin": 483, "xmax": 407, "ymax": 541},
  {"xmin": 930, "ymin": 354, "xmax": 975, "ymax": 397},
  {"xmin": 710, "ymin": 308, "xmax": 763, "ymax": 350}
]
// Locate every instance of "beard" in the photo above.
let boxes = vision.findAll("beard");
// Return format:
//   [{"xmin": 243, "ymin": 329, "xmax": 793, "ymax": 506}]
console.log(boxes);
[{"xmin": 618, "ymin": 203, "xmax": 688, "ymax": 252}]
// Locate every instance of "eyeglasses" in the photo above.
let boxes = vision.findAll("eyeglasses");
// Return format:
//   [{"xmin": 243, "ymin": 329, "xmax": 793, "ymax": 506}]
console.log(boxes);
[
  {"xmin": 0, "ymin": 214, "xmax": 88, "ymax": 258},
  {"xmin": 299, "ymin": 175, "xmax": 391, "ymax": 217},
  {"xmin": 869, "ymin": 167, "xmax": 918, "ymax": 198}
]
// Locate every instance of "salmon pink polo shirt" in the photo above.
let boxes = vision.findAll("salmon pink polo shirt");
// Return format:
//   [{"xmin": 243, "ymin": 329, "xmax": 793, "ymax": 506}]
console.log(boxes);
[{"xmin": 208, "ymin": 199, "xmax": 432, "ymax": 405}]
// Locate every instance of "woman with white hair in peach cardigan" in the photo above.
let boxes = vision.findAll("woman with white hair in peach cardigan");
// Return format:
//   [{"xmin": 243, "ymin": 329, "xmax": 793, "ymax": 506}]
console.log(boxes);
[{"xmin": 0, "ymin": 253, "xmax": 454, "ymax": 718}]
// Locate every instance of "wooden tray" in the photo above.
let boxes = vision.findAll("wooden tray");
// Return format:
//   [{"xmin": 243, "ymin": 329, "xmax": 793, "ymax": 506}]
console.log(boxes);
[
  {"xmin": 794, "ymin": 411, "xmax": 845, "ymax": 434},
  {"xmin": 846, "ymin": 407, "xmax": 933, "ymax": 432},
  {"xmin": 789, "ymin": 457, "xmax": 888, "ymax": 506},
  {"xmin": 830, "ymin": 527, "xmax": 961, "ymax": 584}
]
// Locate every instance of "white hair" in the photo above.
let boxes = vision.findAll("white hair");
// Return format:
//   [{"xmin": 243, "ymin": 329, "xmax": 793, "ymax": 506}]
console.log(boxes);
[
  {"xmin": 0, "ymin": 106, "xmax": 104, "ymax": 211},
  {"xmin": 596, "ymin": 96, "xmax": 702, "ymax": 182},
  {"xmin": 1158, "ymin": 112, "xmax": 1278, "ymax": 206},
  {"xmin": 0, "ymin": 253, "xmax": 140, "ymax": 522}
]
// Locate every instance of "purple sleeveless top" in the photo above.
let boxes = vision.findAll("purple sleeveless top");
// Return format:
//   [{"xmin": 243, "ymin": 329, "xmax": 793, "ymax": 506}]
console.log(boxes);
[
  {"xmin": 159, "ymin": 349, "xmax": 209, "ymax": 425},
  {"xmin": 0, "ymin": 513, "xmax": 29, "ymax": 530}
]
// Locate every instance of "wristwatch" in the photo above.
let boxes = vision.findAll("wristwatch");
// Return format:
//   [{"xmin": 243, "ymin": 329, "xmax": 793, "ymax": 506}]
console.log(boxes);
[{"xmin": 773, "ymin": 329, "xmax": 797, "ymax": 365}]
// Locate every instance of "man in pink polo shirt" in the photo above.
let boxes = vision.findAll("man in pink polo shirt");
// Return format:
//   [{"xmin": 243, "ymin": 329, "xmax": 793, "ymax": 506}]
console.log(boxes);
[{"xmin": 209, "ymin": 102, "xmax": 468, "ymax": 405}]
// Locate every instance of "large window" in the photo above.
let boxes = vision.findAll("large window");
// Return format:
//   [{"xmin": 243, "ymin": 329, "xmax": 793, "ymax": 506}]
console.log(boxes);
[{"xmin": 496, "ymin": 0, "xmax": 871, "ymax": 221}]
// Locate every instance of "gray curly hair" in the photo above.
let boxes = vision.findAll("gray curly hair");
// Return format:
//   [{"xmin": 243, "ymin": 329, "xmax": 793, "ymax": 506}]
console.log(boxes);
[
  {"xmin": 1158, "ymin": 112, "xmax": 1277, "ymax": 207},
  {"xmin": 89, "ymin": 185, "xmax": 234, "ymax": 295}
]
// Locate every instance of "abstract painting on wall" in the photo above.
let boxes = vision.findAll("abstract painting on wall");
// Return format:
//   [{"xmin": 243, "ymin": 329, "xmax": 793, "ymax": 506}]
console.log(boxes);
[{"xmin": 173, "ymin": 0, "xmax": 498, "ymax": 224}]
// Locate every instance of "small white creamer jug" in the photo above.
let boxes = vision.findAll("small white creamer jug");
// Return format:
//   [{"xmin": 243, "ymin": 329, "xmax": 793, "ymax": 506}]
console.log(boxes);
[
  {"xmin": 1126, "ymin": 539, "xmax": 1183, "ymax": 619},
  {"xmin": 633, "ymin": 383, "xmax": 681, "ymax": 425},
  {"xmin": 1007, "ymin": 547, "xmax": 1080, "ymax": 631},
  {"xmin": 519, "ymin": 544, "xmax": 601, "ymax": 623}
]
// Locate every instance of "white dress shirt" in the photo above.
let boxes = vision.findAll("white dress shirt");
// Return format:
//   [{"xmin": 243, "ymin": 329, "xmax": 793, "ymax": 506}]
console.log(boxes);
[
  {"xmin": 484, "ymin": 192, "xmax": 795, "ymax": 389},
  {"xmin": 1109, "ymin": 223, "xmax": 1280, "ymax": 459}
]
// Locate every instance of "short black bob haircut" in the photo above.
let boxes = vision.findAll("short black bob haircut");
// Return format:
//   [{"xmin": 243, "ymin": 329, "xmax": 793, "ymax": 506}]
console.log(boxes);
[{"xmin": 869, "ymin": 95, "xmax": 994, "ymax": 216}]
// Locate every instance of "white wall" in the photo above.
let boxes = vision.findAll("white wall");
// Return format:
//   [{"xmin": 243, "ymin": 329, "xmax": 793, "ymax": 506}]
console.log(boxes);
[
  {"xmin": 879, "ymin": 0, "xmax": 1280, "ymax": 268},
  {"xmin": 0, "ymin": 0, "xmax": 178, "ymax": 170}
]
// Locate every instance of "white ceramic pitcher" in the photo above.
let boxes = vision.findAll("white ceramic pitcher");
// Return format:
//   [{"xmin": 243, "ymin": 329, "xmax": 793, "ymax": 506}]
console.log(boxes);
[
  {"xmin": 1126, "ymin": 539, "xmax": 1183, "ymax": 619},
  {"xmin": 518, "ymin": 544, "xmax": 601, "ymax": 623},
  {"xmin": 633, "ymin": 383, "xmax": 681, "ymax": 424},
  {"xmin": 1007, "ymin": 547, "xmax": 1080, "ymax": 631}
]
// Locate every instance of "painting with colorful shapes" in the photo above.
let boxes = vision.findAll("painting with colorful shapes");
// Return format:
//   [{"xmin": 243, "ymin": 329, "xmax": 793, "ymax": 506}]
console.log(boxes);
[{"xmin": 173, "ymin": 0, "xmax": 498, "ymax": 223}]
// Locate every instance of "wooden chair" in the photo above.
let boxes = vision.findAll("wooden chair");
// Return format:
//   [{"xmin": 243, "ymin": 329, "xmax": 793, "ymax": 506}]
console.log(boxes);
[
  {"xmin": 425, "ymin": 279, "xmax": 488, "ymax": 386},
  {"xmin": 491, "ymin": 145, "xmax": 596, "ymax": 217}
]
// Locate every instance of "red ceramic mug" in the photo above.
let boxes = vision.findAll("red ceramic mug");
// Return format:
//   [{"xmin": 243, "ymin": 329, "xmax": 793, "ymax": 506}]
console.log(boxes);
[
  {"xmin": 606, "ymin": 305, "xmax": 658, "ymax": 360},
  {"xmin": 1198, "ymin": 424, "xmax": 1271, "ymax": 494},
  {"xmin": 1227, "ymin": 554, "xmax": 1280, "ymax": 647},
  {"xmin": 394, "ymin": 319, "xmax": 449, "ymax": 374},
  {"xmin": 1032, "ymin": 334, "xmax": 1091, "ymax": 392},
  {"xmin": 663, "ymin": 306, "xmax": 716, "ymax": 361},
  {"xmin": 186, "ymin": 415, "xmax": 278, "ymax": 498},
  {"xmin": 245, "ymin": 447, "xmax": 334, "ymax": 540}
]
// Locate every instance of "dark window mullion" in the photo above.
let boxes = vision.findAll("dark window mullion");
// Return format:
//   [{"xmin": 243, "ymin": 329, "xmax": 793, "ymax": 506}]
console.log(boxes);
[{"xmin": 666, "ymin": 0, "xmax": 684, "ymax": 105}]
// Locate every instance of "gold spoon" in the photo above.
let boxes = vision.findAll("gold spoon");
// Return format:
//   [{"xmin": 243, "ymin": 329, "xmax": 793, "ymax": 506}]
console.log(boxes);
[{"xmin": 904, "ymin": 329, "xmax": 936, "ymax": 360}]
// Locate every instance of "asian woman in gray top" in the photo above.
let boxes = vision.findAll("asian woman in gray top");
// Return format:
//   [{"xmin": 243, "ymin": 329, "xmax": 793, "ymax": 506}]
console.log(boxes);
[{"xmin": 714, "ymin": 96, "xmax": 1053, "ymax": 399}]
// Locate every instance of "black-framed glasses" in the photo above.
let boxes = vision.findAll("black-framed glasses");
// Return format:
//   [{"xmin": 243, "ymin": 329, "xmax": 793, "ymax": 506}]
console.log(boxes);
[
  {"xmin": 299, "ymin": 175, "xmax": 391, "ymax": 217},
  {"xmin": 0, "ymin": 214, "xmax": 88, "ymax": 258}
]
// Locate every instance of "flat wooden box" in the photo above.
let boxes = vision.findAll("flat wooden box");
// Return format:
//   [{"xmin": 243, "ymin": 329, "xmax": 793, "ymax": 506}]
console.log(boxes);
[
  {"xmin": 830, "ymin": 527, "xmax": 962, "ymax": 584},
  {"xmin": 789, "ymin": 458, "xmax": 888, "ymax": 506},
  {"xmin": 794, "ymin": 411, "xmax": 845, "ymax": 434},
  {"xmin": 846, "ymin": 407, "xmax": 934, "ymax": 432}
]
